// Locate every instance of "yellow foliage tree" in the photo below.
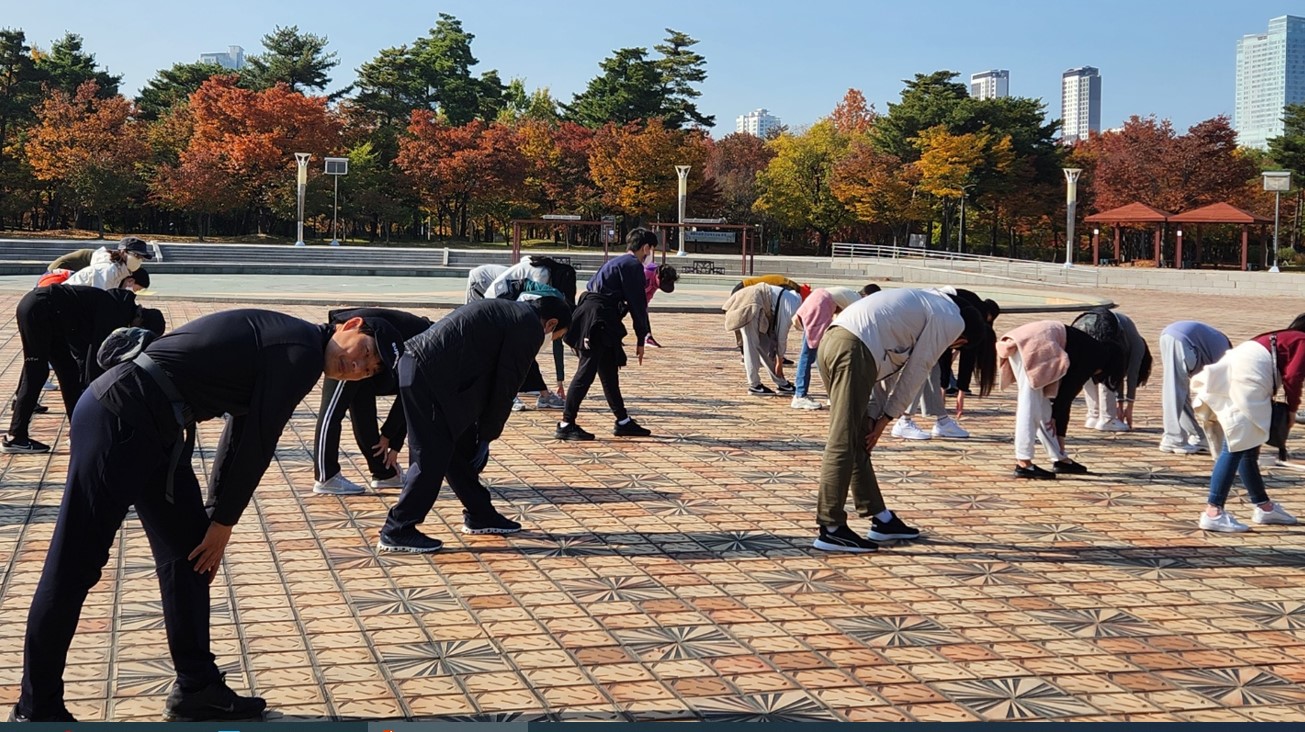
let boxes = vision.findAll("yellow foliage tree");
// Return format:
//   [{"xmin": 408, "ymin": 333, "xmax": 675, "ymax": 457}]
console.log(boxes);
[{"xmin": 588, "ymin": 118, "xmax": 708, "ymax": 218}]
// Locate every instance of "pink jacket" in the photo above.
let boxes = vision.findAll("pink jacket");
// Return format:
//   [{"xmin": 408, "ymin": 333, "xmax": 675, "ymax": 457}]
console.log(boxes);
[
  {"xmin": 644, "ymin": 263, "xmax": 659, "ymax": 304},
  {"xmin": 997, "ymin": 320, "xmax": 1069, "ymax": 395},
  {"xmin": 794, "ymin": 290, "xmax": 838, "ymax": 348}
]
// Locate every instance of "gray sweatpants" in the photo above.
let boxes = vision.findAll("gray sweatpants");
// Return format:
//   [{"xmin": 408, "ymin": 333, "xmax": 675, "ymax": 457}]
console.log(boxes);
[{"xmin": 1160, "ymin": 332, "xmax": 1206, "ymax": 449}]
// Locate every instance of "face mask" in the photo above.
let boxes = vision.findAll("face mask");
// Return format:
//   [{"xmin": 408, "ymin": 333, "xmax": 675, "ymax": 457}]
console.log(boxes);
[
  {"xmin": 641, "ymin": 251, "xmax": 654, "ymax": 266},
  {"xmin": 126, "ymin": 255, "xmax": 143, "ymax": 272}
]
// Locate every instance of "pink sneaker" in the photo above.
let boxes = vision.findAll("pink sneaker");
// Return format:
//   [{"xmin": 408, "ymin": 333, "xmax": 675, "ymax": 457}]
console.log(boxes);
[{"xmin": 645, "ymin": 335, "xmax": 662, "ymax": 348}]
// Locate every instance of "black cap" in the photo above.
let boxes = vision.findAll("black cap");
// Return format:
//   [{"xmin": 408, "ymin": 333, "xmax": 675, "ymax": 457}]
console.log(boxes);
[
  {"xmin": 362, "ymin": 317, "xmax": 404, "ymax": 373},
  {"xmin": 128, "ymin": 267, "xmax": 150, "ymax": 289},
  {"xmin": 117, "ymin": 236, "xmax": 154, "ymax": 260}
]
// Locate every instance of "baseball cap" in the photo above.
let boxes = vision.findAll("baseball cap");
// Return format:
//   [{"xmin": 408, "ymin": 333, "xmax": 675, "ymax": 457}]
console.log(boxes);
[
  {"xmin": 117, "ymin": 236, "xmax": 155, "ymax": 260},
  {"xmin": 362, "ymin": 317, "xmax": 404, "ymax": 374}
]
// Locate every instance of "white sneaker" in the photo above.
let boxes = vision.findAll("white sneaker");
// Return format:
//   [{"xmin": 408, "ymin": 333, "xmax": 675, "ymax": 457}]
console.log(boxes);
[
  {"xmin": 313, "ymin": 473, "xmax": 366, "ymax": 495},
  {"xmin": 931, "ymin": 416, "xmax": 970, "ymax": 439},
  {"xmin": 1297, "ymin": 410, "xmax": 1305, "ymax": 425},
  {"xmin": 1253, "ymin": 503, "xmax": 1298, "ymax": 525},
  {"xmin": 1159, "ymin": 442, "xmax": 1201, "ymax": 455},
  {"xmin": 1199, "ymin": 511, "xmax": 1250, "ymax": 533},
  {"xmin": 790, "ymin": 396, "xmax": 823, "ymax": 410},
  {"xmin": 1084, "ymin": 415, "xmax": 1099, "ymax": 429},
  {"xmin": 1097, "ymin": 418, "xmax": 1130, "ymax": 432},
  {"xmin": 891, "ymin": 417, "xmax": 932, "ymax": 441},
  {"xmin": 511, "ymin": 396, "xmax": 527, "ymax": 412},
  {"xmin": 370, "ymin": 471, "xmax": 405, "ymax": 489}
]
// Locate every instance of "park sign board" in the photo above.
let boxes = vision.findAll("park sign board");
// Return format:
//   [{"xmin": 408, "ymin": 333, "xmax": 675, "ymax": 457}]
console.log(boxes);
[{"xmin": 686, "ymin": 230, "xmax": 736, "ymax": 243}]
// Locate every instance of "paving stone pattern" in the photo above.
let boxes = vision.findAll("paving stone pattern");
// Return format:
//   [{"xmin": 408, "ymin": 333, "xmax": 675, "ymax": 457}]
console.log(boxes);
[{"xmin": 1, "ymin": 290, "xmax": 1304, "ymax": 722}]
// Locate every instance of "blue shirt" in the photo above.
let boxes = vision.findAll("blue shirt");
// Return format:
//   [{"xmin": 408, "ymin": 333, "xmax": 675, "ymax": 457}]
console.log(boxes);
[
  {"xmin": 586, "ymin": 253, "xmax": 651, "ymax": 345},
  {"xmin": 1162, "ymin": 321, "xmax": 1232, "ymax": 373}
]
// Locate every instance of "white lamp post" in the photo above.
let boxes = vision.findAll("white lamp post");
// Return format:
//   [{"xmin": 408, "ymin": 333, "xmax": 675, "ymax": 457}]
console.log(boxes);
[
  {"xmin": 1264, "ymin": 171, "xmax": 1292, "ymax": 273},
  {"xmin": 1063, "ymin": 168, "xmax": 1082, "ymax": 268},
  {"xmin": 294, "ymin": 153, "xmax": 310, "ymax": 247},
  {"xmin": 324, "ymin": 157, "xmax": 349, "ymax": 246},
  {"xmin": 675, "ymin": 165, "xmax": 690, "ymax": 257}
]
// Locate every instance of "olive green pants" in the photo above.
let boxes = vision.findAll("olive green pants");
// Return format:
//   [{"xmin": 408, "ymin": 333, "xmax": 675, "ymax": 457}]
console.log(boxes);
[{"xmin": 816, "ymin": 326, "xmax": 886, "ymax": 527}]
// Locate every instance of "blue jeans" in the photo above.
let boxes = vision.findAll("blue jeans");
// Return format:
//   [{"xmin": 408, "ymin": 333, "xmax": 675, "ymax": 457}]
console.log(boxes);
[
  {"xmin": 794, "ymin": 337, "xmax": 814, "ymax": 398},
  {"xmin": 1207, "ymin": 445, "xmax": 1269, "ymax": 507}
]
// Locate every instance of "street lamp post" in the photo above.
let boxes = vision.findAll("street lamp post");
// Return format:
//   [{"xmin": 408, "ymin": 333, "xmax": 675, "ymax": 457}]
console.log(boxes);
[
  {"xmin": 959, "ymin": 183, "xmax": 975, "ymax": 254},
  {"xmin": 1063, "ymin": 168, "xmax": 1082, "ymax": 268},
  {"xmin": 675, "ymin": 165, "xmax": 690, "ymax": 257},
  {"xmin": 1264, "ymin": 171, "xmax": 1292, "ymax": 273},
  {"xmin": 324, "ymin": 157, "xmax": 349, "ymax": 246},
  {"xmin": 294, "ymin": 153, "xmax": 310, "ymax": 247}
]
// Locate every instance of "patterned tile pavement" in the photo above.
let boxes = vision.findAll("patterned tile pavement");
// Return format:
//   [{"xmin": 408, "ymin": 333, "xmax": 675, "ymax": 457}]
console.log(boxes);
[{"xmin": 1, "ymin": 288, "xmax": 1305, "ymax": 722}]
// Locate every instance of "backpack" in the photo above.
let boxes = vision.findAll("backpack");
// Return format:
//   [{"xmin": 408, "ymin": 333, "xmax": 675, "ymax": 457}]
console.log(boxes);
[{"xmin": 96, "ymin": 327, "xmax": 159, "ymax": 371}]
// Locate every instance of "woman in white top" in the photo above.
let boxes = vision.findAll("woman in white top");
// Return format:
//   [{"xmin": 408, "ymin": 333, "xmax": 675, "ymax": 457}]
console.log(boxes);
[{"xmin": 65, "ymin": 237, "xmax": 153, "ymax": 290}]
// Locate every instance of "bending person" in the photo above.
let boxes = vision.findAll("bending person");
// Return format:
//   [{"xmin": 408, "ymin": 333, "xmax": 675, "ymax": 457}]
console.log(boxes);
[
  {"xmin": 1074, "ymin": 309, "xmax": 1151, "ymax": 432},
  {"xmin": 790, "ymin": 286, "xmax": 860, "ymax": 410},
  {"xmin": 1158, "ymin": 321, "xmax": 1231, "ymax": 454}
]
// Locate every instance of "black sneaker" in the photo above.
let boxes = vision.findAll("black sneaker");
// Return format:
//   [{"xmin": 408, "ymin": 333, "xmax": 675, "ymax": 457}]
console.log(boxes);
[
  {"xmin": 613, "ymin": 419, "xmax": 652, "ymax": 437},
  {"xmin": 868, "ymin": 514, "xmax": 921, "ymax": 542},
  {"xmin": 162, "ymin": 675, "xmax": 266, "ymax": 722},
  {"xmin": 8, "ymin": 705, "xmax": 77, "ymax": 723},
  {"xmin": 812, "ymin": 525, "xmax": 878, "ymax": 553},
  {"xmin": 1013, "ymin": 463, "xmax": 1056, "ymax": 480},
  {"xmin": 1, "ymin": 437, "xmax": 50, "ymax": 454},
  {"xmin": 748, "ymin": 384, "xmax": 777, "ymax": 396},
  {"xmin": 462, "ymin": 511, "xmax": 523, "ymax": 535},
  {"xmin": 782, "ymin": 358, "xmax": 795, "ymax": 366},
  {"xmin": 776, "ymin": 382, "xmax": 796, "ymax": 395},
  {"xmin": 377, "ymin": 528, "xmax": 444, "ymax": 554},
  {"xmin": 1053, "ymin": 459, "xmax": 1089, "ymax": 475},
  {"xmin": 945, "ymin": 387, "xmax": 959, "ymax": 397},
  {"xmin": 31, "ymin": 404, "xmax": 48, "ymax": 414},
  {"xmin": 554, "ymin": 422, "xmax": 595, "ymax": 441}
]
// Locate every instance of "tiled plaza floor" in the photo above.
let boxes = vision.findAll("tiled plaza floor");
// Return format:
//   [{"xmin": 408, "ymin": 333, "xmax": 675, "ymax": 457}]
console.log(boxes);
[{"xmin": 1, "ymin": 288, "xmax": 1305, "ymax": 722}]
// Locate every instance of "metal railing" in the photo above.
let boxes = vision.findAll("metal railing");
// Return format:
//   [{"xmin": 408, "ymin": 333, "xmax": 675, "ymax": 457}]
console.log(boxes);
[{"xmin": 831, "ymin": 242, "xmax": 1100, "ymax": 289}]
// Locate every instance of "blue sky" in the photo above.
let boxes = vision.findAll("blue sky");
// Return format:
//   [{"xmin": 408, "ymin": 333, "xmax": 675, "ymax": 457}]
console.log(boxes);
[{"xmin": 5, "ymin": 1, "xmax": 1294, "ymax": 135}]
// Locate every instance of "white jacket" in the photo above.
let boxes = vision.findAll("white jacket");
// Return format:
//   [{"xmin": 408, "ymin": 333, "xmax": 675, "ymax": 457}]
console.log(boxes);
[
  {"xmin": 1191, "ymin": 340, "xmax": 1273, "ymax": 454},
  {"xmin": 65, "ymin": 248, "xmax": 129, "ymax": 289}
]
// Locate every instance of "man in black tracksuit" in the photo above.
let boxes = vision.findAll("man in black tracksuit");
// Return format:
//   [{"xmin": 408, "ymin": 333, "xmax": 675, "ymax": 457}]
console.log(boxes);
[
  {"xmin": 3, "ymin": 285, "xmax": 165, "ymax": 454},
  {"xmin": 379, "ymin": 297, "xmax": 571, "ymax": 553},
  {"xmin": 312, "ymin": 307, "xmax": 433, "ymax": 496},
  {"xmin": 554, "ymin": 228, "xmax": 656, "ymax": 441},
  {"xmin": 13, "ymin": 309, "xmax": 402, "ymax": 723}
]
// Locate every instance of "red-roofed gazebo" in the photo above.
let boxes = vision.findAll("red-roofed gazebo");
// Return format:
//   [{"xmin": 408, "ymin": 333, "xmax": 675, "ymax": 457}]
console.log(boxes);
[
  {"xmin": 1084, "ymin": 203, "xmax": 1172, "ymax": 266},
  {"xmin": 1167, "ymin": 202, "xmax": 1272, "ymax": 271}
]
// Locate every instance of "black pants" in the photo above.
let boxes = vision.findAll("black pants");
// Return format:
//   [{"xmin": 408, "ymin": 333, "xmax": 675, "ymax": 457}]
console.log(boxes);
[
  {"xmin": 312, "ymin": 377, "xmax": 398, "ymax": 482},
  {"xmin": 20, "ymin": 394, "xmax": 218, "ymax": 718},
  {"xmin": 8, "ymin": 295, "xmax": 83, "ymax": 440},
  {"xmin": 382, "ymin": 355, "xmax": 496, "ymax": 537},
  {"xmin": 562, "ymin": 347, "xmax": 627, "ymax": 424},
  {"xmin": 519, "ymin": 340, "xmax": 566, "ymax": 393}
]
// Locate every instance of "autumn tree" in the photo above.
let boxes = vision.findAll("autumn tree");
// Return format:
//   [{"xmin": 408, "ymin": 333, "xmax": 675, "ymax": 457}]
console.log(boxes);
[
  {"xmin": 754, "ymin": 120, "xmax": 852, "ymax": 254},
  {"xmin": 832, "ymin": 143, "xmax": 925, "ymax": 246},
  {"xmin": 136, "ymin": 62, "xmax": 228, "ymax": 120},
  {"xmin": 707, "ymin": 132, "xmax": 774, "ymax": 224},
  {"xmin": 830, "ymin": 89, "xmax": 876, "ymax": 136},
  {"xmin": 25, "ymin": 81, "xmax": 147, "ymax": 235},
  {"xmin": 242, "ymin": 26, "xmax": 339, "ymax": 93},
  {"xmin": 587, "ymin": 118, "xmax": 709, "ymax": 219}
]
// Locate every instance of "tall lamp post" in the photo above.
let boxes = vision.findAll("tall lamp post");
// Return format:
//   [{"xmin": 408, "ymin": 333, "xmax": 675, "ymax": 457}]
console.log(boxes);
[
  {"xmin": 294, "ymin": 153, "xmax": 310, "ymax": 247},
  {"xmin": 1063, "ymin": 168, "xmax": 1082, "ymax": 268},
  {"xmin": 324, "ymin": 157, "xmax": 349, "ymax": 246},
  {"xmin": 1264, "ymin": 171, "xmax": 1291, "ymax": 273},
  {"xmin": 675, "ymin": 165, "xmax": 690, "ymax": 257},
  {"xmin": 958, "ymin": 183, "xmax": 975, "ymax": 253}
]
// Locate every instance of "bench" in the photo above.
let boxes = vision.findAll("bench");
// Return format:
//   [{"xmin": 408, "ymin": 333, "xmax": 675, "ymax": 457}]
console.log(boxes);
[
  {"xmin": 1097, "ymin": 257, "xmax": 1117, "ymax": 267},
  {"xmin": 685, "ymin": 260, "xmax": 725, "ymax": 275}
]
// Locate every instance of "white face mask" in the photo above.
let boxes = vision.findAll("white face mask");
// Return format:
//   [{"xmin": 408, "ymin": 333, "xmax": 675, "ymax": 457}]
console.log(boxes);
[
  {"xmin": 641, "ymin": 250, "xmax": 654, "ymax": 266},
  {"xmin": 126, "ymin": 255, "xmax": 143, "ymax": 272}
]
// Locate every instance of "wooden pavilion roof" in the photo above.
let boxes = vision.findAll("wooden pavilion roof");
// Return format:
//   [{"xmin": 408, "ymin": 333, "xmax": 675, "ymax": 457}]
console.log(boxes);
[
  {"xmin": 1167, "ymin": 202, "xmax": 1271, "ymax": 225},
  {"xmin": 1083, "ymin": 202, "xmax": 1173, "ymax": 223}
]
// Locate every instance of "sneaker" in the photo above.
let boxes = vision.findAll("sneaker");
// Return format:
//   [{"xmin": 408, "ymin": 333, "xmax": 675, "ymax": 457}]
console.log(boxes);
[
  {"xmin": 868, "ymin": 514, "xmax": 921, "ymax": 541},
  {"xmin": 1297, "ymin": 410, "xmax": 1305, "ymax": 425},
  {"xmin": 378, "ymin": 528, "xmax": 444, "ymax": 553},
  {"xmin": 42, "ymin": 378, "xmax": 57, "ymax": 392},
  {"xmin": 370, "ymin": 471, "xmax": 404, "ymax": 489},
  {"xmin": 890, "ymin": 417, "xmax": 931, "ymax": 441},
  {"xmin": 8, "ymin": 705, "xmax": 77, "ymax": 723},
  {"xmin": 790, "ymin": 396, "xmax": 824, "ymax": 410},
  {"xmin": 613, "ymin": 419, "xmax": 652, "ymax": 437},
  {"xmin": 1199, "ymin": 510, "xmax": 1250, "ymax": 533},
  {"xmin": 945, "ymin": 386, "xmax": 959, "ymax": 397},
  {"xmin": 776, "ymin": 382, "xmax": 796, "ymax": 395},
  {"xmin": 1053, "ymin": 459, "xmax": 1089, "ymax": 475},
  {"xmin": 1097, "ymin": 418, "xmax": 1130, "ymax": 432},
  {"xmin": 462, "ymin": 511, "xmax": 523, "ymax": 535},
  {"xmin": 1084, "ymin": 415, "xmax": 1100, "ymax": 429},
  {"xmin": 645, "ymin": 334, "xmax": 662, "ymax": 348},
  {"xmin": 511, "ymin": 396, "xmax": 527, "ymax": 412},
  {"xmin": 163, "ymin": 675, "xmax": 266, "ymax": 722},
  {"xmin": 1013, "ymin": 464, "xmax": 1056, "ymax": 480},
  {"xmin": 1253, "ymin": 503, "xmax": 1299, "ymax": 525},
  {"xmin": 31, "ymin": 404, "xmax": 48, "ymax": 414},
  {"xmin": 1, "ymin": 436, "xmax": 50, "ymax": 454},
  {"xmin": 931, "ymin": 416, "xmax": 970, "ymax": 439},
  {"xmin": 748, "ymin": 384, "xmax": 777, "ymax": 396},
  {"xmin": 812, "ymin": 525, "xmax": 878, "ymax": 553},
  {"xmin": 313, "ymin": 473, "xmax": 366, "ymax": 495},
  {"xmin": 554, "ymin": 422, "xmax": 595, "ymax": 441},
  {"xmin": 536, "ymin": 393, "xmax": 565, "ymax": 409},
  {"xmin": 1159, "ymin": 442, "xmax": 1201, "ymax": 455},
  {"xmin": 782, "ymin": 358, "xmax": 795, "ymax": 366}
]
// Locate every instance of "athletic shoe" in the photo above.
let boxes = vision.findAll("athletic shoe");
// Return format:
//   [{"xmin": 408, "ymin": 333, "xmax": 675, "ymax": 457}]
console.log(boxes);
[
  {"xmin": 776, "ymin": 382, "xmax": 796, "ymax": 395},
  {"xmin": 163, "ymin": 675, "xmax": 266, "ymax": 722},
  {"xmin": 554, "ymin": 422, "xmax": 595, "ymax": 441},
  {"xmin": 613, "ymin": 419, "xmax": 652, "ymax": 437},
  {"xmin": 812, "ymin": 525, "xmax": 878, "ymax": 553},
  {"xmin": 1084, "ymin": 415, "xmax": 1099, "ymax": 429},
  {"xmin": 462, "ymin": 511, "xmax": 523, "ymax": 535},
  {"xmin": 370, "ymin": 471, "xmax": 404, "ymax": 489},
  {"xmin": 8, "ymin": 705, "xmax": 77, "ymax": 723},
  {"xmin": 890, "ymin": 417, "xmax": 931, "ymax": 441},
  {"xmin": 378, "ymin": 529, "xmax": 444, "ymax": 553},
  {"xmin": 748, "ymin": 384, "xmax": 777, "ymax": 396},
  {"xmin": 42, "ymin": 378, "xmax": 57, "ymax": 392},
  {"xmin": 1253, "ymin": 503, "xmax": 1299, "ymax": 525},
  {"xmin": 536, "ymin": 393, "xmax": 565, "ymax": 409},
  {"xmin": 945, "ymin": 386, "xmax": 959, "ymax": 397},
  {"xmin": 645, "ymin": 334, "xmax": 662, "ymax": 348},
  {"xmin": 790, "ymin": 396, "xmax": 824, "ymax": 410},
  {"xmin": 1199, "ymin": 511, "xmax": 1249, "ymax": 533},
  {"xmin": 313, "ymin": 473, "xmax": 366, "ymax": 495},
  {"xmin": 1159, "ymin": 442, "xmax": 1201, "ymax": 455},
  {"xmin": 1297, "ymin": 409, "xmax": 1305, "ymax": 425},
  {"xmin": 511, "ymin": 396, "xmax": 527, "ymax": 412},
  {"xmin": 868, "ymin": 514, "xmax": 921, "ymax": 541},
  {"xmin": 1053, "ymin": 459, "xmax": 1089, "ymax": 475},
  {"xmin": 1097, "ymin": 418, "xmax": 1130, "ymax": 432},
  {"xmin": 931, "ymin": 416, "xmax": 970, "ymax": 439},
  {"xmin": 1, "ymin": 437, "xmax": 50, "ymax": 454},
  {"xmin": 1013, "ymin": 464, "xmax": 1056, "ymax": 480},
  {"xmin": 31, "ymin": 404, "xmax": 48, "ymax": 414},
  {"xmin": 782, "ymin": 358, "xmax": 795, "ymax": 366}
]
